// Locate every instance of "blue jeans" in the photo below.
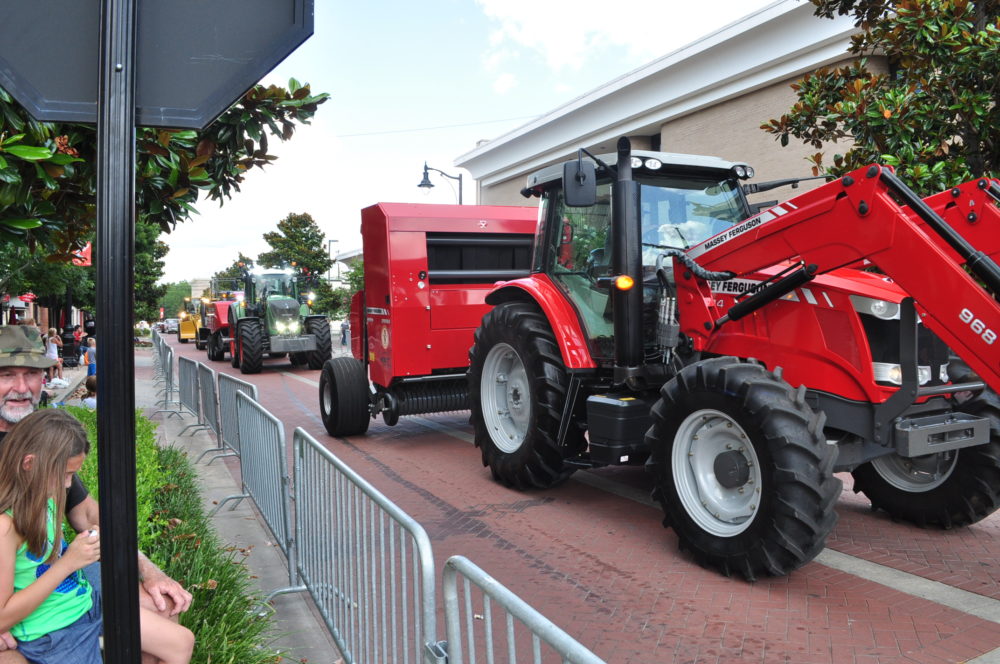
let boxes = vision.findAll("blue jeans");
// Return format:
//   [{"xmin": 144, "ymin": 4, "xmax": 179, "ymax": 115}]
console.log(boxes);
[
  {"xmin": 86, "ymin": 364, "xmax": 96, "ymax": 377},
  {"xmin": 16, "ymin": 563, "xmax": 103, "ymax": 664}
]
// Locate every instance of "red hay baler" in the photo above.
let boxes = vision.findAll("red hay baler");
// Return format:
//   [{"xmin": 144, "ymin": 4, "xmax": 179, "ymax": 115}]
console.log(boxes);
[{"xmin": 319, "ymin": 202, "xmax": 537, "ymax": 435}]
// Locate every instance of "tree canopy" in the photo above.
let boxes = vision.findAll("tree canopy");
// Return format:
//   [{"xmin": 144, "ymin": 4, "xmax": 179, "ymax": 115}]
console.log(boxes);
[
  {"xmin": 0, "ymin": 78, "xmax": 327, "ymax": 319},
  {"xmin": 0, "ymin": 79, "xmax": 327, "ymax": 255},
  {"xmin": 762, "ymin": 0, "xmax": 999, "ymax": 194}
]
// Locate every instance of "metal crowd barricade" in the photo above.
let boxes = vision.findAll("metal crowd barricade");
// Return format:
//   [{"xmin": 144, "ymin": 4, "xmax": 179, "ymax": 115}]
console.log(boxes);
[
  {"xmin": 292, "ymin": 428, "xmax": 445, "ymax": 664},
  {"xmin": 208, "ymin": 372, "xmax": 258, "ymax": 463},
  {"xmin": 211, "ymin": 393, "xmax": 297, "ymax": 578},
  {"xmin": 176, "ymin": 356, "xmax": 205, "ymax": 434},
  {"xmin": 153, "ymin": 347, "xmax": 183, "ymax": 419},
  {"xmin": 442, "ymin": 556, "xmax": 605, "ymax": 664}
]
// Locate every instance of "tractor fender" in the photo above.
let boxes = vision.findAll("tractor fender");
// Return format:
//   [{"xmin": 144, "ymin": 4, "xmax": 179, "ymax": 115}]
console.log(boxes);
[{"xmin": 485, "ymin": 275, "xmax": 597, "ymax": 370}]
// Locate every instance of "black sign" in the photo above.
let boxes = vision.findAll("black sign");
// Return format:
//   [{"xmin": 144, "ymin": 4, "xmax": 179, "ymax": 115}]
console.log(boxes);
[{"xmin": 0, "ymin": 0, "xmax": 313, "ymax": 129}]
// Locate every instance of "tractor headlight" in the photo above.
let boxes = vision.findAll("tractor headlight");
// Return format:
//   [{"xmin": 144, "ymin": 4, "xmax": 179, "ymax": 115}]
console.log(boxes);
[
  {"xmin": 288, "ymin": 321, "xmax": 300, "ymax": 334},
  {"xmin": 307, "ymin": 292, "xmax": 316, "ymax": 301},
  {"xmin": 872, "ymin": 362, "xmax": 949, "ymax": 386},
  {"xmin": 276, "ymin": 321, "xmax": 287, "ymax": 333},
  {"xmin": 850, "ymin": 295, "xmax": 900, "ymax": 320}
]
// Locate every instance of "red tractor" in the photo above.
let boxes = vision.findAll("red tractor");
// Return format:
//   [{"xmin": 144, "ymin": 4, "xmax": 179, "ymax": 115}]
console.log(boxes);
[
  {"xmin": 466, "ymin": 137, "xmax": 1000, "ymax": 579},
  {"xmin": 198, "ymin": 277, "xmax": 242, "ymax": 362},
  {"xmin": 319, "ymin": 203, "xmax": 537, "ymax": 435}
]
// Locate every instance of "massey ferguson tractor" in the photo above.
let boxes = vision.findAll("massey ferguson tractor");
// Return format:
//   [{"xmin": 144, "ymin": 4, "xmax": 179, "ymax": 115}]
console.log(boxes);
[
  {"xmin": 228, "ymin": 264, "xmax": 331, "ymax": 374},
  {"xmin": 318, "ymin": 203, "xmax": 536, "ymax": 435},
  {"xmin": 463, "ymin": 137, "xmax": 1000, "ymax": 580}
]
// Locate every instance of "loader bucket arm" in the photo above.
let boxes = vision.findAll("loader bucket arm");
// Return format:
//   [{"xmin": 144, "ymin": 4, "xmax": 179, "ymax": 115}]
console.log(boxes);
[
  {"xmin": 917, "ymin": 178, "xmax": 1000, "ymax": 265},
  {"xmin": 683, "ymin": 164, "xmax": 1000, "ymax": 393}
]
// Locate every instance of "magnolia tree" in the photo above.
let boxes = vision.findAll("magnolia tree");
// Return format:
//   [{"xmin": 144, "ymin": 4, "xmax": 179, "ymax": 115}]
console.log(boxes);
[
  {"xmin": 763, "ymin": 0, "xmax": 999, "ymax": 194},
  {"xmin": 0, "ymin": 79, "xmax": 328, "ymax": 317}
]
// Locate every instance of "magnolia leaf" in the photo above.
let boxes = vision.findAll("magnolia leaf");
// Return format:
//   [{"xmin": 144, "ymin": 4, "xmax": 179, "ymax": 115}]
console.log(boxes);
[
  {"xmin": 3, "ymin": 145, "xmax": 54, "ymax": 161},
  {"xmin": 0, "ymin": 217, "xmax": 43, "ymax": 229}
]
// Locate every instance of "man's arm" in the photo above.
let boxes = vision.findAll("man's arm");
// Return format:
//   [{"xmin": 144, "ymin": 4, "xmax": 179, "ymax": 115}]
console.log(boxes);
[{"xmin": 67, "ymin": 495, "xmax": 192, "ymax": 616}]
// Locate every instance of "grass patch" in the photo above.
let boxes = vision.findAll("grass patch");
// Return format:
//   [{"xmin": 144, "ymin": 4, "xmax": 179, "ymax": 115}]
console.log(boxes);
[{"xmin": 66, "ymin": 407, "xmax": 289, "ymax": 664}]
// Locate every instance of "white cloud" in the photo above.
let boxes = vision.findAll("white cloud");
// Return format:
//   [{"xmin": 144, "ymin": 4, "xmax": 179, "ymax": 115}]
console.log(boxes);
[
  {"xmin": 493, "ymin": 73, "xmax": 518, "ymax": 94},
  {"xmin": 476, "ymin": 0, "xmax": 776, "ymax": 72}
]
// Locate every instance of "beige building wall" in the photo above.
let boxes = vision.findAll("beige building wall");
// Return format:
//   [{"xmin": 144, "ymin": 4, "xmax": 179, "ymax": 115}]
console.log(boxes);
[{"xmin": 477, "ymin": 56, "xmax": 883, "ymax": 208}]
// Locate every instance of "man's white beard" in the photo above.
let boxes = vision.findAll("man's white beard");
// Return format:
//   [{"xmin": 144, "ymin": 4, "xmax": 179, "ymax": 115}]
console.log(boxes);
[{"xmin": 0, "ymin": 390, "xmax": 39, "ymax": 425}]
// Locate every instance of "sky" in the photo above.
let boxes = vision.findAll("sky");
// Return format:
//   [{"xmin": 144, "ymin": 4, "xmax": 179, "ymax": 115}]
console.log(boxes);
[{"xmin": 159, "ymin": 0, "xmax": 780, "ymax": 284}]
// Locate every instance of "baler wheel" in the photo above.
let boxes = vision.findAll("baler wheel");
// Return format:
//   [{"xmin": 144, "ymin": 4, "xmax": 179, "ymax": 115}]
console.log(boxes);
[
  {"xmin": 206, "ymin": 332, "xmax": 223, "ymax": 361},
  {"xmin": 269, "ymin": 352, "xmax": 287, "ymax": 359},
  {"xmin": 229, "ymin": 337, "xmax": 240, "ymax": 367},
  {"xmin": 851, "ymin": 390, "xmax": 1000, "ymax": 528},
  {"xmin": 468, "ymin": 301, "xmax": 584, "ymax": 490},
  {"xmin": 306, "ymin": 317, "xmax": 333, "ymax": 370},
  {"xmin": 238, "ymin": 320, "xmax": 264, "ymax": 374},
  {"xmin": 319, "ymin": 357, "xmax": 371, "ymax": 437},
  {"xmin": 646, "ymin": 357, "xmax": 841, "ymax": 580},
  {"xmin": 289, "ymin": 352, "xmax": 308, "ymax": 367}
]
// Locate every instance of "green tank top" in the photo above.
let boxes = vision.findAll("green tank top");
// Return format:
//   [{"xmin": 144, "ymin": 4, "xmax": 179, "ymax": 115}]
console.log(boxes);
[{"xmin": 10, "ymin": 499, "xmax": 93, "ymax": 642}]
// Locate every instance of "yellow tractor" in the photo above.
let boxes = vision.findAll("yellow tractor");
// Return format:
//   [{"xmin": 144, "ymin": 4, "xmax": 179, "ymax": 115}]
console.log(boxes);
[{"xmin": 177, "ymin": 297, "xmax": 203, "ymax": 347}]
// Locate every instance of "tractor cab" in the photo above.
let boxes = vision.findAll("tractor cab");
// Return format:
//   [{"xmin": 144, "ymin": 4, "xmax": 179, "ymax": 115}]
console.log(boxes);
[{"xmin": 522, "ymin": 143, "xmax": 755, "ymax": 375}]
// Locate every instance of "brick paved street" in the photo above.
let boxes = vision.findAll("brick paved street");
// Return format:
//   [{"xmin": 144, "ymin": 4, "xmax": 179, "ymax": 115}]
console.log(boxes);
[{"xmin": 159, "ymin": 337, "xmax": 1000, "ymax": 663}]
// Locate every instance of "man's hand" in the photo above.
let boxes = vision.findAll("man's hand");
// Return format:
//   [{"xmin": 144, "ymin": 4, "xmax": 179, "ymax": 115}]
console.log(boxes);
[
  {"xmin": 138, "ymin": 557, "xmax": 193, "ymax": 617},
  {"xmin": 0, "ymin": 631, "xmax": 16, "ymax": 650}
]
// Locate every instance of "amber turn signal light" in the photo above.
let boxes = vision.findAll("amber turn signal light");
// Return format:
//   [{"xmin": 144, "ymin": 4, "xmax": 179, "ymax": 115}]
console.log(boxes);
[{"xmin": 614, "ymin": 275, "xmax": 635, "ymax": 291}]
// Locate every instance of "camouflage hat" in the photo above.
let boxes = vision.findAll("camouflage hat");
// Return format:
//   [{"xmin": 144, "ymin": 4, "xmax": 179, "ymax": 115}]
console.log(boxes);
[{"xmin": 0, "ymin": 326, "xmax": 57, "ymax": 369}]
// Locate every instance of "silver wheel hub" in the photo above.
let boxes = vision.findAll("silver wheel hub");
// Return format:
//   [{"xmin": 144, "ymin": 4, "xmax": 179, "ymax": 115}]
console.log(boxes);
[
  {"xmin": 480, "ymin": 343, "xmax": 531, "ymax": 453},
  {"xmin": 672, "ymin": 409, "xmax": 762, "ymax": 537},
  {"xmin": 871, "ymin": 451, "xmax": 957, "ymax": 493}
]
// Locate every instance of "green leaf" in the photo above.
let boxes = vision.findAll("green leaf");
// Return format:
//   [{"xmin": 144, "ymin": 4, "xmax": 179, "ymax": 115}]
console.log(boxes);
[
  {"xmin": 46, "ymin": 153, "xmax": 84, "ymax": 165},
  {"xmin": 3, "ymin": 145, "xmax": 54, "ymax": 161},
  {"xmin": 0, "ymin": 218, "xmax": 43, "ymax": 229}
]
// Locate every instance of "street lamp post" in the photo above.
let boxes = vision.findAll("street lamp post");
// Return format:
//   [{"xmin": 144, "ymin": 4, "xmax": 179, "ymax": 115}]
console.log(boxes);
[
  {"xmin": 417, "ymin": 162, "xmax": 463, "ymax": 204},
  {"xmin": 327, "ymin": 238, "xmax": 339, "ymax": 283}
]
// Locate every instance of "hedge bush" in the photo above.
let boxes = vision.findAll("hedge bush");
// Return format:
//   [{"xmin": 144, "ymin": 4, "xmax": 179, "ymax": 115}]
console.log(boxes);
[{"xmin": 66, "ymin": 407, "xmax": 288, "ymax": 664}]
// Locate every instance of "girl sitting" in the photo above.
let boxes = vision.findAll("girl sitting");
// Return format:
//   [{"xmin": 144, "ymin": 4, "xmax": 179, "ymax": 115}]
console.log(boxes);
[{"xmin": 0, "ymin": 409, "xmax": 194, "ymax": 664}]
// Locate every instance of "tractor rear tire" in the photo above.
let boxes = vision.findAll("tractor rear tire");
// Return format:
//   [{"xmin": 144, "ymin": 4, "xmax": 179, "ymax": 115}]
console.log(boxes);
[
  {"xmin": 851, "ymin": 390, "xmax": 1000, "ymax": 528},
  {"xmin": 468, "ymin": 301, "xmax": 585, "ymax": 490},
  {"xmin": 646, "ymin": 357, "xmax": 841, "ymax": 580},
  {"xmin": 238, "ymin": 320, "xmax": 264, "ymax": 374},
  {"xmin": 306, "ymin": 317, "xmax": 333, "ymax": 370},
  {"xmin": 319, "ymin": 357, "xmax": 370, "ymax": 436}
]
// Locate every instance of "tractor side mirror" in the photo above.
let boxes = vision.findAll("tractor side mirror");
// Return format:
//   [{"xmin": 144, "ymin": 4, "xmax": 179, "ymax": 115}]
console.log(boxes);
[{"xmin": 563, "ymin": 160, "xmax": 596, "ymax": 207}]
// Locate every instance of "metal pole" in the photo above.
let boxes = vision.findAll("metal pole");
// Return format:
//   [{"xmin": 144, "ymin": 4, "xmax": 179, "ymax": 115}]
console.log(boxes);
[{"xmin": 96, "ymin": 0, "xmax": 141, "ymax": 661}]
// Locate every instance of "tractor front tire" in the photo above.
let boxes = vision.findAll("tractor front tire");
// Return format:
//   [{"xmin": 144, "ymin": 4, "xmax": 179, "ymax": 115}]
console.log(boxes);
[
  {"xmin": 468, "ymin": 301, "xmax": 585, "ymax": 490},
  {"xmin": 646, "ymin": 357, "xmax": 841, "ymax": 580},
  {"xmin": 238, "ymin": 321, "xmax": 264, "ymax": 374},
  {"xmin": 229, "ymin": 336, "xmax": 240, "ymax": 368},
  {"xmin": 851, "ymin": 390, "xmax": 1000, "ymax": 528},
  {"xmin": 319, "ymin": 357, "xmax": 371, "ymax": 436},
  {"xmin": 306, "ymin": 317, "xmax": 333, "ymax": 370}
]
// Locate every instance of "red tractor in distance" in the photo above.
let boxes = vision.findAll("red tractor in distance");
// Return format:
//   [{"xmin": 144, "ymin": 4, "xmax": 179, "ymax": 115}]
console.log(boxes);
[
  {"xmin": 318, "ymin": 203, "xmax": 537, "ymax": 435},
  {"xmin": 466, "ymin": 137, "xmax": 1000, "ymax": 579},
  {"xmin": 198, "ymin": 277, "xmax": 242, "ymax": 363}
]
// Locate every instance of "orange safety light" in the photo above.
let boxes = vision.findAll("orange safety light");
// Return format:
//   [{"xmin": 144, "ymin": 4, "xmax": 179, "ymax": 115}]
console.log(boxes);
[{"xmin": 614, "ymin": 274, "xmax": 635, "ymax": 291}]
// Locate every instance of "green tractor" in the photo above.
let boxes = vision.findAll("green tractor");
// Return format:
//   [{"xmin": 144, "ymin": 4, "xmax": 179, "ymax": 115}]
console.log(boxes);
[{"xmin": 227, "ymin": 265, "xmax": 332, "ymax": 374}]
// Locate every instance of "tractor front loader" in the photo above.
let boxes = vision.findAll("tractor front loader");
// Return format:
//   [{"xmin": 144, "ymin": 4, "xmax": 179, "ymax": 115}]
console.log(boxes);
[
  {"xmin": 467, "ymin": 137, "xmax": 1000, "ymax": 579},
  {"xmin": 177, "ymin": 297, "xmax": 201, "ymax": 346},
  {"xmin": 228, "ymin": 265, "xmax": 331, "ymax": 374}
]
